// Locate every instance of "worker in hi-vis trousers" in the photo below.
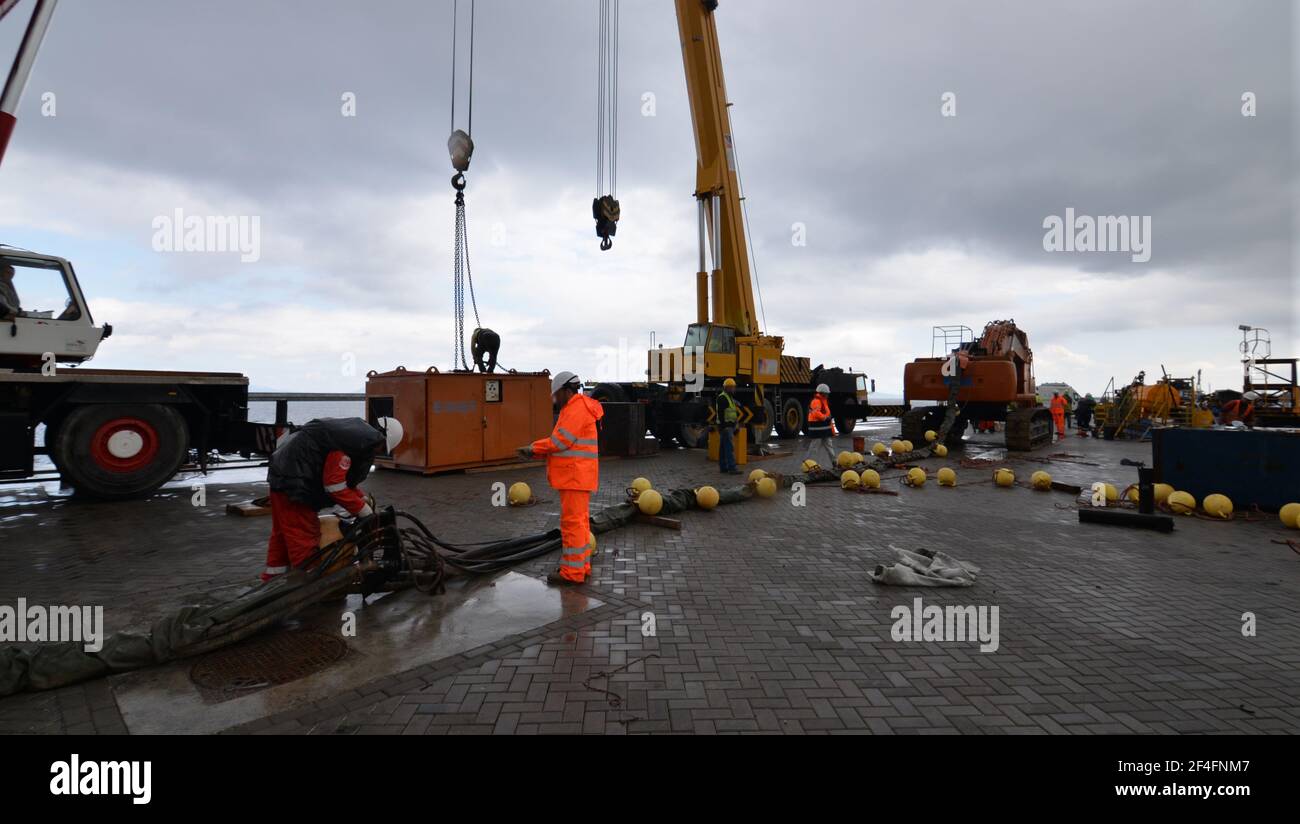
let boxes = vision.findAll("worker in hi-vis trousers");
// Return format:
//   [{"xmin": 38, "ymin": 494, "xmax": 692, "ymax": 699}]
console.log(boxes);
[
  {"xmin": 1050, "ymin": 392, "xmax": 1068, "ymax": 441},
  {"xmin": 803, "ymin": 383, "xmax": 838, "ymax": 467},
  {"xmin": 263, "ymin": 417, "xmax": 403, "ymax": 581},
  {"xmin": 518, "ymin": 372, "xmax": 605, "ymax": 585}
]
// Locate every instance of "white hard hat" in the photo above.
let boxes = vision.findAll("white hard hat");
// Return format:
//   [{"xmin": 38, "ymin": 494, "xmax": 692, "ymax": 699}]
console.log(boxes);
[
  {"xmin": 376, "ymin": 417, "xmax": 404, "ymax": 453},
  {"xmin": 551, "ymin": 371, "xmax": 580, "ymax": 395},
  {"xmin": 816, "ymin": 383, "xmax": 830, "ymax": 395},
  {"xmin": 1242, "ymin": 391, "xmax": 1259, "ymax": 401}
]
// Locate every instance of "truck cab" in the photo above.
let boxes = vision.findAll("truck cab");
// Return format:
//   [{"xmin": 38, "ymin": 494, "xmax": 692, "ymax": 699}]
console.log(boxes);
[{"xmin": 0, "ymin": 247, "xmax": 110, "ymax": 371}]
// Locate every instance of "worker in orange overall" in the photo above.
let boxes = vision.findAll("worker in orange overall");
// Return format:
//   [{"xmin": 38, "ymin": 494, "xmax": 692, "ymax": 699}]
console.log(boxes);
[
  {"xmin": 803, "ymin": 382, "xmax": 838, "ymax": 467},
  {"xmin": 518, "ymin": 371, "xmax": 604, "ymax": 585},
  {"xmin": 1050, "ymin": 392, "xmax": 1068, "ymax": 441}
]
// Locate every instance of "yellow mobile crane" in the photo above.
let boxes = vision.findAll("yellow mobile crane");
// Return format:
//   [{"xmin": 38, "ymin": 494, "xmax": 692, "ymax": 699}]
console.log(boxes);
[{"xmin": 592, "ymin": 0, "xmax": 877, "ymax": 448}]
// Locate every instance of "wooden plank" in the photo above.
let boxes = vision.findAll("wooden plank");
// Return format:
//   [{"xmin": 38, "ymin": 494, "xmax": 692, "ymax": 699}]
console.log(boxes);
[{"xmin": 635, "ymin": 514, "xmax": 682, "ymax": 530}]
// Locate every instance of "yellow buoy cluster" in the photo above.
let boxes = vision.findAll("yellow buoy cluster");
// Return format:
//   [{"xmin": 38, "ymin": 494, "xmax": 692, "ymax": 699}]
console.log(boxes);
[
  {"xmin": 1167, "ymin": 490, "xmax": 1196, "ymax": 515},
  {"xmin": 1030, "ymin": 470, "xmax": 1052, "ymax": 491},
  {"xmin": 637, "ymin": 488, "xmax": 664, "ymax": 515},
  {"xmin": 696, "ymin": 485, "xmax": 719, "ymax": 510},
  {"xmin": 1202, "ymin": 493, "xmax": 1233, "ymax": 519},
  {"xmin": 507, "ymin": 481, "xmax": 532, "ymax": 506},
  {"xmin": 937, "ymin": 467, "xmax": 956, "ymax": 486}
]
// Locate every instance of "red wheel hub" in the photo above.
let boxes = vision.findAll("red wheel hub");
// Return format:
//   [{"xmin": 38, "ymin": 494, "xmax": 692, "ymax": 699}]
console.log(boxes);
[{"xmin": 89, "ymin": 417, "xmax": 160, "ymax": 473}]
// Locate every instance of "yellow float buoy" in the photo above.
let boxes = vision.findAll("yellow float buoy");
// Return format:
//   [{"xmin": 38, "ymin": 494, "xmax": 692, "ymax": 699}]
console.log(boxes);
[
  {"xmin": 637, "ymin": 489, "xmax": 664, "ymax": 515},
  {"xmin": 890, "ymin": 440, "xmax": 906, "ymax": 455},
  {"xmin": 850, "ymin": 451, "xmax": 864, "ymax": 465},
  {"xmin": 1281, "ymin": 502, "xmax": 1300, "ymax": 529},
  {"xmin": 1125, "ymin": 486, "xmax": 1139, "ymax": 503},
  {"xmin": 507, "ymin": 481, "xmax": 532, "ymax": 506},
  {"xmin": 1167, "ymin": 490, "xmax": 1196, "ymax": 515},
  {"xmin": 1103, "ymin": 483, "xmax": 1118, "ymax": 503},
  {"xmin": 801, "ymin": 459, "xmax": 819, "ymax": 473},
  {"xmin": 871, "ymin": 442, "xmax": 887, "ymax": 457},
  {"xmin": 1154, "ymin": 483, "xmax": 1174, "ymax": 504},
  {"xmin": 860, "ymin": 469, "xmax": 881, "ymax": 489},
  {"xmin": 836, "ymin": 451, "xmax": 855, "ymax": 469},
  {"xmin": 696, "ymin": 485, "xmax": 720, "ymax": 510},
  {"xmin": 1030, "ymin": 470, "xmax": 1052, "ymax": 491},
  {"xmin": 937, "ymin": 467, "xmax": 956, "ymax": 486},
  {"xmin": 748, "ymin": 468, "xmax": 767, "ymax": 484},
  {"xmin": 933, "ymin": 444, "xmax": 948, "ymax": 457},
  {"xmin": 906, "ymin": 467, "xmax": 926, "ymax": 487},
  {"xmin": 902, "ymin": 440, "xmax": 914, "ymax": 453},
  {"xmin": 1203, "ymin": 493, "xmax": 1233, "ymax": 519},
  {"xmin": 756, "ymin": 477, "xmax": 777, "ymax": 498},
  {"xmin": 994, "ymin": 468, "xmax": 1015, "ymax": 487},
  {"xmin": 925, "ymin": 430, "xmax": 938, "ymax": 442},
  {"xmin": 840, "ymin": 470, "xmax": 861, "ymax": 490},
  {"xmin": 630, "ymin": 477, "xmax": 652, "ymax": 495}
]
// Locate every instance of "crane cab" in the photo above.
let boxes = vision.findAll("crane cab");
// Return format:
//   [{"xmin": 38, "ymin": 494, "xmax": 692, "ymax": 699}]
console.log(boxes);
[
  {"xmin": 0, "ymin": 248, "xmax": 109, "ymax": 371},
  {"xmin": 648, "ymin": 322, "xmax": 782, "ymax": 392}
]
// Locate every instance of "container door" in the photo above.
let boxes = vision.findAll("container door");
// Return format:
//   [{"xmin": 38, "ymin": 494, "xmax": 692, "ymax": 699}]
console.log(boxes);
[{"xmin": 427, "ymin": 375, "xmax": 483, "ymax": 468}]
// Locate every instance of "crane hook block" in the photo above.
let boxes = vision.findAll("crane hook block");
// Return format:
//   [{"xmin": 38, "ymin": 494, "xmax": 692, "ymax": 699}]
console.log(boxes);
[
  {"xmin": 448, "ymin": 129, "xmax": 474, "ymax": 173},
  {"xmin": 593, "ymin": 195, "xmax": 621, "ymax": 251}
]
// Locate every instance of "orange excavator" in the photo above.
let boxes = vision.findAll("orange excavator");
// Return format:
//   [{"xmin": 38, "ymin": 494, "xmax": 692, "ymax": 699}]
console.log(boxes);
[{"xmin": 901, "ymin": 320, "xmax": 1055, "ymax": 451}]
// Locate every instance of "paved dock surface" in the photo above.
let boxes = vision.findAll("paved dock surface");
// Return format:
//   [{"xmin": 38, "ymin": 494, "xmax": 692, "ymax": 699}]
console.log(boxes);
[{"xmin": 2, "ymin": 426, "xmax": 1298, "ymax": 734}]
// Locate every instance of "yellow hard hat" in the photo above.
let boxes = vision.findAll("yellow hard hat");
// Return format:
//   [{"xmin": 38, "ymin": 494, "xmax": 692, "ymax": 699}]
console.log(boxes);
[{"xmin": 723, "ymin": 378, "xmax": 736, "ymax": 389}]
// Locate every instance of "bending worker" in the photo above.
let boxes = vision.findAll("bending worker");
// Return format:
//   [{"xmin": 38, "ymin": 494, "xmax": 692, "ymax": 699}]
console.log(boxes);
[
  {"xmin": 715, "ymin": 378, "xmax": 741, "ymax": 475},
  {"xmin": 803, "ymin": 382, "xmax": 837, "ymax": 467},
  {"xmin": 263, "ymin": 417, "xmax": 402, "ymax": 581},
  {"xmin": 1050, "ymin": 391, "xmax": 1068, "ymax": 441},
  {"xmin": 1220, "ymin": 392, "xmax": 1257, "ymax": 426},
  {"xmin": 518, "ymin": 371, "xmax": 605, "ymax": 586}
]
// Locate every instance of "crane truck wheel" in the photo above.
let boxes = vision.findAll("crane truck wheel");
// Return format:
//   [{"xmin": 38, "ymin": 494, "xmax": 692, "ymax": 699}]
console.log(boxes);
[
  {"xmin": 776, "ymin": 397, "xmax": 805, "ymax": 438},
  {"xmin": 834, "ymin": 415, "xmax": 856, "ymax": 438},
  {"xmin": 590, "ymin": 383, "xmax": 628, "ymax": 404},
  {"xmin": 678, "ymin": 423, "xmax": 708, "ymax": 449},
  {"xmin": 53, "ymin": 403, "xmax": 189, "ymax": 500}
]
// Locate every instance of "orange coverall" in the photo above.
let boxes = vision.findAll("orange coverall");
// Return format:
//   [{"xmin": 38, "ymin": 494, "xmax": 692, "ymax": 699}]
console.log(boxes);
[
  {"xmin": 1050, "ymin": 395, "xmax": 1067, "ymax": 440},
  {"xmin": 264, "ymin": 451, "xmax": 369, "ymax": 580},
  {"xmin": 531, "ymin": 393, "xmax": 605, "ymax": 582}
]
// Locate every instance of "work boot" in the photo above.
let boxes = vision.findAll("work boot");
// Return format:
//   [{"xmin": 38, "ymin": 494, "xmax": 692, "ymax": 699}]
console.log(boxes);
[{"xmin": 546, "ymin": 571, "xmax": 584, "ymax": 586}]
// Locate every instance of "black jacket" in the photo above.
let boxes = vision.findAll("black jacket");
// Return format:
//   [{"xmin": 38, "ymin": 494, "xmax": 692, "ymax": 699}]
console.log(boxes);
[{"xmin": 268, "ymin": 418, "xmax": 384, "ymax": 509}]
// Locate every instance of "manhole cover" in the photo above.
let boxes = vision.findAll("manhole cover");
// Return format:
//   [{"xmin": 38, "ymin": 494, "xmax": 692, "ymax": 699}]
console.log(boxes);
[{"xmin": 190, "ymin": 630, "xmax": 347, "ymax": 695}]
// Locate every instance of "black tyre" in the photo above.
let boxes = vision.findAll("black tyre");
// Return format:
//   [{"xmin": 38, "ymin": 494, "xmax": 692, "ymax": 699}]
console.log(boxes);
[
  {"xmin": 776, "ymin": 396, "xmax": 805, "ymax": 438},
  {"xmin": 53, "ymin": 403, "xmax": 189, "ymax": 500},
  {"xmin": 590, "ymin": 382, "xmax": 628, "ymax": 404},
  {"xmin": 679, "ymin": 423, "xmax": 709, "ymax": 449},
  {"xmin": 834, "ymin": 414, "xmax": 856, "ymax": 438}
]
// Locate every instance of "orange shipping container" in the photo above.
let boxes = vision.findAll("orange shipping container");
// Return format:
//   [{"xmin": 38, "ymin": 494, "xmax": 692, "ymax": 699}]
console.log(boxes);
[{"xmin": 365, "ymin": 367, "xmax": 554, "ymax": 474}]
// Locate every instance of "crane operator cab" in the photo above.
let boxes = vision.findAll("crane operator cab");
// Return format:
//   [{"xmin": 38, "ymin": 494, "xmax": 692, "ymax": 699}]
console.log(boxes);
[
  {"xmin": 648, "ymin": 322, "xmax": 782, "ymax": 393},
  {"xmin": 0, "ymin": 249, "xmax": 110, "ymax": 371}
]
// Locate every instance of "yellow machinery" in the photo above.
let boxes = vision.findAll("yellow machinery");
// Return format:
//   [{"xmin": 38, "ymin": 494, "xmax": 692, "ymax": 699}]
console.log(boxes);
[{"xmin": 596, "ymin": 1, "xmax": 872, "ymax": 449}]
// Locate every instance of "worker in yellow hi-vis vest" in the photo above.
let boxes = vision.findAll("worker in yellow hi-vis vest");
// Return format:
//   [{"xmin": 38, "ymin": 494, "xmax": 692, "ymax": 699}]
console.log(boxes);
[{"xmin": 715, "ymin": 378, "xmax": 741, "ymax": 475}]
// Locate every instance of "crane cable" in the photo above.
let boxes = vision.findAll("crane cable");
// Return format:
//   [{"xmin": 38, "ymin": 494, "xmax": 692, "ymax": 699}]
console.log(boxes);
[
  {"xmin": 449, "ymin": 0, "xmax": 481, "ymax": 371},
  {"xmin": 593, "ymin": 0, "xmax": 620, "ymax": 250}
]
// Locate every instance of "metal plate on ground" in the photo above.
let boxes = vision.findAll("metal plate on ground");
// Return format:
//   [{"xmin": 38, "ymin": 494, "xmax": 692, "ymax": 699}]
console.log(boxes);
[{"xmin": 189, "ymin": 630, "xmax": 348, "ymax": 700}]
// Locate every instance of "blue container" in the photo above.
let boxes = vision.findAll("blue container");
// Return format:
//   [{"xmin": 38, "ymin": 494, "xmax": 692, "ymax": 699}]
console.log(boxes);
[{"xmin": 1152, "ymin": 427, "xmax": 1300, "ymax": 511}]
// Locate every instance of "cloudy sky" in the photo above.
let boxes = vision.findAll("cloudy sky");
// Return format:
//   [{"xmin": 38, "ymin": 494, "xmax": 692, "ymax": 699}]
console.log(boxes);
[{"xmin": 1, "ymin": 0, "xmax": 1295, "ymax": 396}]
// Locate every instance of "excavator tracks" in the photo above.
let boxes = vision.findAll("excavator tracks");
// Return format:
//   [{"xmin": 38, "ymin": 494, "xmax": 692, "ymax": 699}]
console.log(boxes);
[{"xmin": 1005, "ymin": 407, "xmax": 1054, "ymax": 451}]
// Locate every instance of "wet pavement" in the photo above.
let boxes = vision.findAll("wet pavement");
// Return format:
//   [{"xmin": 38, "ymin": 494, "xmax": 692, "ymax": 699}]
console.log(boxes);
[{"xmin": 2, "ymin": 421, "xmax": 1298, "ymax": 734}]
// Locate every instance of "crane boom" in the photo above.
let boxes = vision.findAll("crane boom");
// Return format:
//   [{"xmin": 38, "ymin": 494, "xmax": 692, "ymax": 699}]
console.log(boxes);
[{"xmin": 675, "ymin": 0, "xmax": 758, "ymax": 337}]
